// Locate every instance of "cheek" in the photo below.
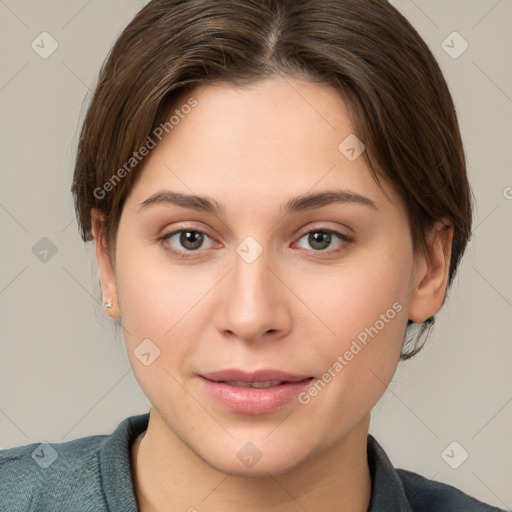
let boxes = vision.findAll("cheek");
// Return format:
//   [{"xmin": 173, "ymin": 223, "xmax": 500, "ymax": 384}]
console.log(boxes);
[
  {"xmin": 315, "ymin": 245, "xmax": 411, "ymax": 342},
  {"xmin": 115, "ymin": 238, "xmax": 181, "ymax": 330},
  {"xmin": 293, "ymin": 261, "xmax": 410, "ymax": 437},
  {"xmin": 296, "ymin": 242, "xmax": 412, "ymax": 410},
  {"xmin": 114, "ymin": 244, "xmax": 213, "ymax": 373},
  {"xmin": 114, "ymin": 254, "xmax": 204, "ymax": 406}
]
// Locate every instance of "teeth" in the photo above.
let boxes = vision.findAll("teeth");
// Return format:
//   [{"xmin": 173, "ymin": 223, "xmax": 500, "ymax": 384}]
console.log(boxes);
[{"xmin": 225, "ymin": 380, "xmax": 284, "ymax": 388}]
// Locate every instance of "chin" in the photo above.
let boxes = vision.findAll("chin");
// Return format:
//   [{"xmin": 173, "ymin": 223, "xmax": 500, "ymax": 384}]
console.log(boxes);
[{"xmin": 196, "ymin": 434, "xmax": 314, "ymax": 477}]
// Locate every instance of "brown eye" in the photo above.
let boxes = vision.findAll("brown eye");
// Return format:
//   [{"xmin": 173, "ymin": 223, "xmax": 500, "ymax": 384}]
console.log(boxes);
[
  {"xmin": 176, "ymin": 230, "xmax": 205, "ymax": 251},
  {"xmin": 160, "ymin": 229, "xmax": 216, "ymax": 258},
  {"xmin": 307, "ymin": 231, "xmax": 332, "ymax": 251},
  {"xmin": 295, "ymin": 229, "xmax": 355, "ymax": 254}
]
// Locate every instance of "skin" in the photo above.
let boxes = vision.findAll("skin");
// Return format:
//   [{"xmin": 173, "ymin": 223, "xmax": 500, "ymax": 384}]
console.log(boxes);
[{"xmin": 91, "ymin": 77, "xmax": 453, "ymax": 512}]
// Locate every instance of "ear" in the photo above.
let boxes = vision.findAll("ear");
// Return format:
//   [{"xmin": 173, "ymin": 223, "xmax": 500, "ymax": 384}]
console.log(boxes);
[
  {"xmin": 91, "ymin": 208, "xmax": 121, "ymax": 319},
  {"xmin": 408, "ymin": 219, "xmax": 454, "ymax": 323}
]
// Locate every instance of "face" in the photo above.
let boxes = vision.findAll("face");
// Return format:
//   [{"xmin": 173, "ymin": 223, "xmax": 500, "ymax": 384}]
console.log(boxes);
[{"xmin": 94, "ymin": 77, "xmax": 446, "ymax": 476}]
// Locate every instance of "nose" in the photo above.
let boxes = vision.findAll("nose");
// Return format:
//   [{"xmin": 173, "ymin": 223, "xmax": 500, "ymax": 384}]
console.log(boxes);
[{"xmin": 214, "ymin": 243, "xmax": 293, "ymax": 344}]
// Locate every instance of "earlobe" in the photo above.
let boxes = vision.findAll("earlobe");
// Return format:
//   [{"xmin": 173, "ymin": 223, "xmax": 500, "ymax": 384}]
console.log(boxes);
[
  {"xmin": 91, "ymin": 208, "xmax": 121, "ymax": 319},
  {"xmin": 408, "ymin": 219, "xmax": 454, "ymax": 323}
]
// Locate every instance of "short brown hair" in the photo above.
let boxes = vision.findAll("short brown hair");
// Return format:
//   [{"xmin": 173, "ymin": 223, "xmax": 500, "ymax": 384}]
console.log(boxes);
[{"xmin": 71, "ymin": 0, "xmax": 473, "ymax": 359}]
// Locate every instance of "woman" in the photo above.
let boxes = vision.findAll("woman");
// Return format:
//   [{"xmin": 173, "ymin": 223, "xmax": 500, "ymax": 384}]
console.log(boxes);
[{"xmin": 0, "ymin": 0, "xmax": 507, "ymax": 510}]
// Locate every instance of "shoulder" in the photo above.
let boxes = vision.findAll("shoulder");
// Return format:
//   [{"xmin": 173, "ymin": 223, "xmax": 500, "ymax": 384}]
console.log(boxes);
[
  {"xmin": 397, "ymin": 469, "xmax": 507, "ymax": 512},
  {"xmin": 0, "ymin": 431, "xmax": 108, "ymax": 511},
  {"xmin": 367, "ymin": 434, "xmax": 507, "ymax": 512},
  {"xmin": 0, "ymin": 413, "xmax": 149, "ymax": 512}
]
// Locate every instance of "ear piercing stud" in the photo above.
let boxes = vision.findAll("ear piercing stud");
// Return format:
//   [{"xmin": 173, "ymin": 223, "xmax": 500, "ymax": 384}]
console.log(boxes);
[{"xmin": 103, "ymin": 297, "xmax": 113, "ymax": 309}]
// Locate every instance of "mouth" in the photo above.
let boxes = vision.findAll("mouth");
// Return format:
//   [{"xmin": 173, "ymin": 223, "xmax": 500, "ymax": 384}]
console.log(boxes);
[
  {"xmin": 198, "ymin": 369, "xmax": 314, "ymax": 415},
  {"xmin": 200, "ymin": 369, "xmax": 313, "ymax": 383},
  {"xmin": 220, "ymin": 380, "xmax": 295, "ymax": 388}
]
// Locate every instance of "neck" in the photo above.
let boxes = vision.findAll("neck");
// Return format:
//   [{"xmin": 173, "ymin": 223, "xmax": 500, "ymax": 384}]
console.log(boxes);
[{"xmin": 131, "ymin": 411, "xmax": 372, "ymax": 512}]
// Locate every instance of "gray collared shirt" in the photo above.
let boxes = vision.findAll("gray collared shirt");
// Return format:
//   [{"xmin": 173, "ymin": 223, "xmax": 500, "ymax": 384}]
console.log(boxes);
[{"xmin": 0, "ymin": 412, "xmax": 507, "ymax": 511}]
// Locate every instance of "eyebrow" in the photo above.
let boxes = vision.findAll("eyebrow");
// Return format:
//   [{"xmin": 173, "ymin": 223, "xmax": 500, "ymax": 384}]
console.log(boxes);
[{"xmin": 138, "ymin": 189, "xmax": 378, "ymax": 215}]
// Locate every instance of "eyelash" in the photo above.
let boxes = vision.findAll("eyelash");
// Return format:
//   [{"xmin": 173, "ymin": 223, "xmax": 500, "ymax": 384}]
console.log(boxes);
[{"xmin": 158, "ymin": 226, "xmax": 356, "ymax": 260}]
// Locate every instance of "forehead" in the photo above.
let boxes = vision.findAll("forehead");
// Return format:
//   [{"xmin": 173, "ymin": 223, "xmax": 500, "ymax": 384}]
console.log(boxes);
[
  {"xmin": 168, "ymin": 78, "xmax": 354, "ymax": 158},
  {"xmin": 125, "ymin": 78, "xmax": 404, "ymax": 219}
]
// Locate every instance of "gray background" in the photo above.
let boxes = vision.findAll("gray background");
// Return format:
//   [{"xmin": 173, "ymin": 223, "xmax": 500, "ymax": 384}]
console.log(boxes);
[{"xmin": 1, "ymin": 0, "xmax": 511, "ymax": 508}]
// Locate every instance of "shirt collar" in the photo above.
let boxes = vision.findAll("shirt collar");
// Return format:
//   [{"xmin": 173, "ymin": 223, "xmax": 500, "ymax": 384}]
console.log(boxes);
[
  {"xmin": 100, "ymin": 413, "xmax": 148, "ymax": 511},
  {"xmin": 367, "ymin": 433, "xmax": 414, "ymax": 511}
]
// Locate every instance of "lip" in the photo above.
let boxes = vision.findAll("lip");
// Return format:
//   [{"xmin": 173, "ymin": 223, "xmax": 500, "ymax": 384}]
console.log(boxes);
[{"xmin": 199, "ymin": 369, "xmax": 314, "ymax": 415}]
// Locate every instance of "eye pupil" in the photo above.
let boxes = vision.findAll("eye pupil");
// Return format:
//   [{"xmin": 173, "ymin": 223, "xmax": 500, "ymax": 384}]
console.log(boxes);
[
  {"xmin": 309, "ymin": 231, "xmax": 331, "ymax": 250},
  {"xmin": 180, "ymin": 231, "xmax": 204, "ymax": 250}
]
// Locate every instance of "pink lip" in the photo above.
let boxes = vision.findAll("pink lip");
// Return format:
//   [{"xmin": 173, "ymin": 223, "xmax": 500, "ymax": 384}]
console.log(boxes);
[{"xmin": 199, "ymin": 369, "xmax": 314, "ymax": 415}]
